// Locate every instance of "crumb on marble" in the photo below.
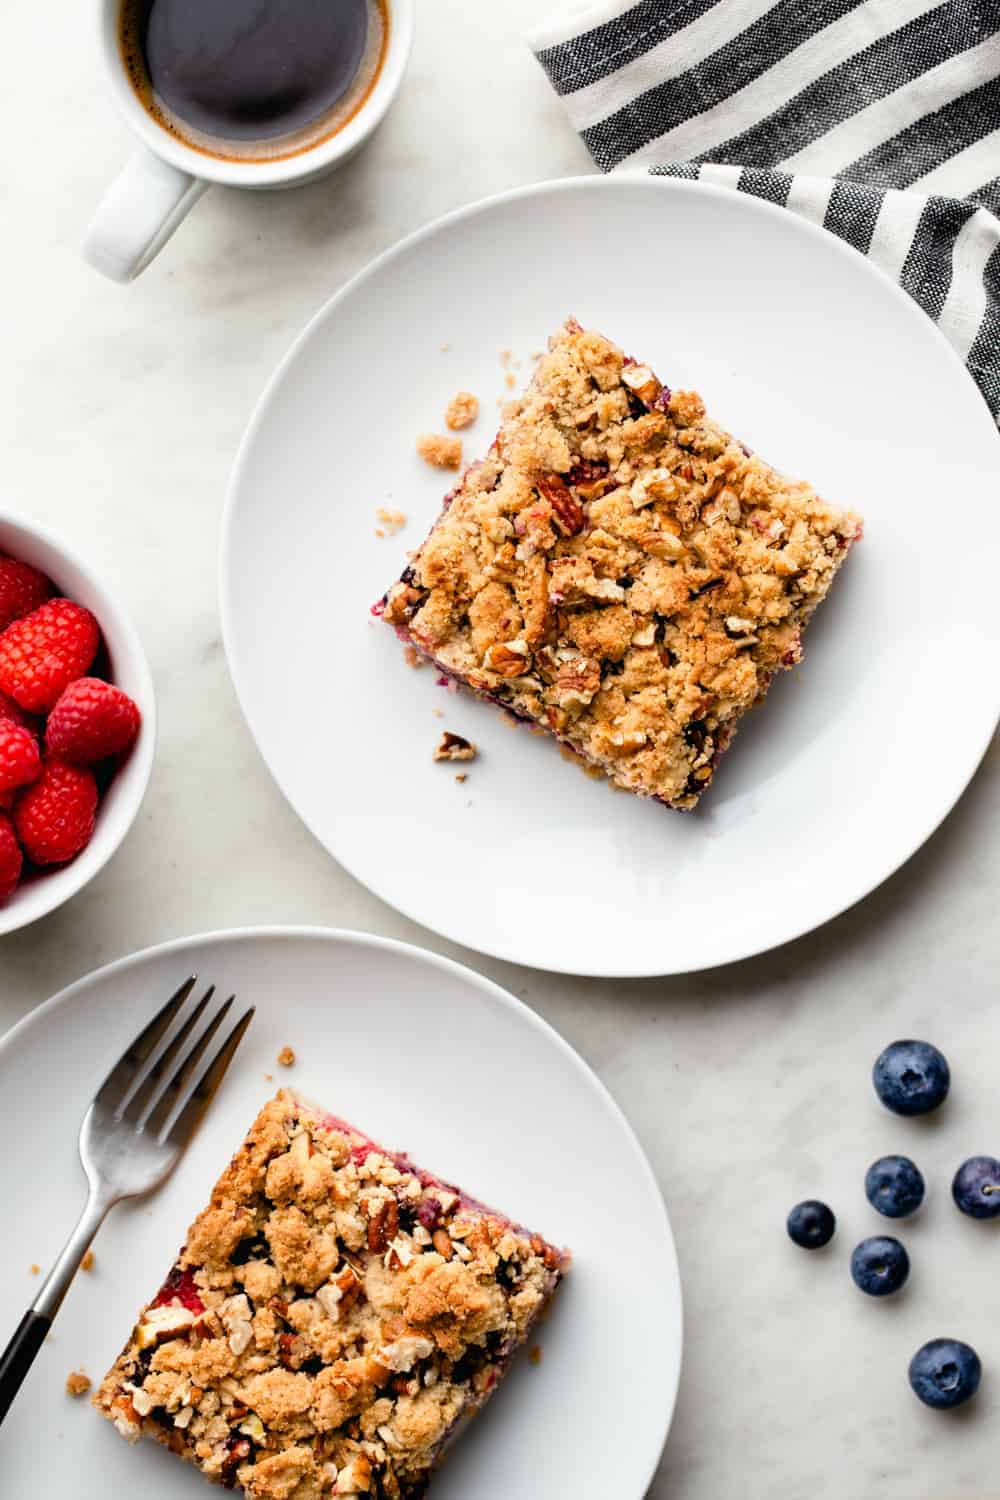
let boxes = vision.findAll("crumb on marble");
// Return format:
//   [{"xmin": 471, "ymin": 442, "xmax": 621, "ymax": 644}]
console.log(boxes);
[{"xmin": 417, "ymin": 433, "xmax": 462, "ymax": 470}]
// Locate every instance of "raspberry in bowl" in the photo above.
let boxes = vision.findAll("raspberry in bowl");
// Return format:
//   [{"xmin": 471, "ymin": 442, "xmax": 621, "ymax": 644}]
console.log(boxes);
[{"xmin": 0, "ymin": 511, "xmax": 155, "ymax": 934}]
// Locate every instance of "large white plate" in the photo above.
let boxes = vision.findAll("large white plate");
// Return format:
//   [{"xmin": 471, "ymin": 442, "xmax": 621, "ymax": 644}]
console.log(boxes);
[
  {"xmin": 220, "ymin": 176, "xmax": 1000, "ymax": 976},
  {"xmin": 0, "ymin": 927, "xmax": 680, "ymax": 1496}
]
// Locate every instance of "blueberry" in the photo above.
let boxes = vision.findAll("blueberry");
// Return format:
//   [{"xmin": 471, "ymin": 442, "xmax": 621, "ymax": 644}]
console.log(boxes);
[
  {"xmin": 865, "ymin": 1155, "xmax": 925, "ymax": 1218},
  {"xmin": 786, "ymin": 1200, "xmax": 836, "ymax": 1249},
  {"xmin": 872, "ymin": 1039, "xmax": 950, "ymax": 1116},
  {"xmin": 952, "ymin": 1156, "xmax": 1000, "ymax": 1219},
  {"xmin": 850, "ymin": 1235, "xmax": 909, "ymax": 1296},
  {"xmin": 908, "ymin": 1339, "xmax": 981, "ymax": 1410}
]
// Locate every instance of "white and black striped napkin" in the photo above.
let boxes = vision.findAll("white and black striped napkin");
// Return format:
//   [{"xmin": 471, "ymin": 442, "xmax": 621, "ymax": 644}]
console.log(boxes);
[{"xmin": 531, "ymin": 0, "xmax": 1000, "ymax": 423}]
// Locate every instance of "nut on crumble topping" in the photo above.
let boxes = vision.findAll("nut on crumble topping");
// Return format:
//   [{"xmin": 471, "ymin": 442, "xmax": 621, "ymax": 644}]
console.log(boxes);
[
  {"xmin": 433, "ymin": 732, "xmax": 476, "ymax": 763},
  {"xmin": 444, "ymin": 392, "xmax": 479, "ymax": 431},
  {"xmin": 381, "ymin": 320, "xmax": 862, "ymax": 809},
  {"xmin": 416, "ymin": 433, "xmax": 462, "ymax": 470},
  {"xmin": 277, "ymin": 1046, "xmax": 296, "ymax": 1068},
  {"xmin": 95, "ymin": 1091, "xmax": 567, "ymax": 1498},
  {"xmin": 66, "ymin": 1369, "xmax": 91, "ymax": 1397}
]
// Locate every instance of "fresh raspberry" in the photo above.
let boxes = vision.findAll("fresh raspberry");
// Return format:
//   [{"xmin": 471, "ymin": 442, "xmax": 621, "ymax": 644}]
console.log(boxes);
[
  {"xmin": 14, "ymin": 759, "xmax": 98, "ymax": 865},
  {"xmin": 0, "ymin": 599, "xmax": 100, "ymax": 713},
  {"xmin": 0, "ymin": 812, "xmax": 22, "ymax": 899},
  {"xmin": 0, "ymin": 556, "xmax": 52, "ymax": 632},
  {"xmin": 0, "ymin": 720, "xmax": 41, "ymax": 795},
  {"xmin": 46, "ymin": 677, "xmax": 141, "ymax": 764},
  {"xmin": 0, "ymin": 689, "xmax": 34, "ymax": 732}
]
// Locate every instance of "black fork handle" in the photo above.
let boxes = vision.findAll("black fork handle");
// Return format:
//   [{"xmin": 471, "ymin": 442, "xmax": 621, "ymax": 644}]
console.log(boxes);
[{"xmin": 0, "ymin": 1310, "xmax": 52, "ymax": 1425}]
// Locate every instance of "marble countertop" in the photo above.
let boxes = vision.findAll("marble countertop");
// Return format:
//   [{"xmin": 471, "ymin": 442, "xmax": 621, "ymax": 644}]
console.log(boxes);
[{"xmin": 3, "ymin": 1, "xmax": 999, "ymax": 1494}]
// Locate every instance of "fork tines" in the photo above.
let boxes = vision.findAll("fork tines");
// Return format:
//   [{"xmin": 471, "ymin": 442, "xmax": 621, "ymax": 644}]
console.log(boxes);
[{"xmin": 95, "ymin": 976, "xmax": 254, "ymax": 1146}]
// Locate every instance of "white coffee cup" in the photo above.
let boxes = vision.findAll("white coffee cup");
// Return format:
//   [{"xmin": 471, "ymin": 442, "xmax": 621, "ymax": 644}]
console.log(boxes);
[{"xmin": 83, "ymin": 0, "xmax": 414, "ymax": 283}]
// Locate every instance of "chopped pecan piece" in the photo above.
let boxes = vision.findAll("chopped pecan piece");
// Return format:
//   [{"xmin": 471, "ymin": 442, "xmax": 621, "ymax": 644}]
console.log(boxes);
[
  {"xmin": 536, "ymin": 475, "xmax": 584, "ymax": 536},
  {"xmin": 365, "ymin": 1196, "xmax": 399, "ymax": 1255},
  {"xmin": 433, "ymin": 732, "xmax": 477, "ymax": 763}
]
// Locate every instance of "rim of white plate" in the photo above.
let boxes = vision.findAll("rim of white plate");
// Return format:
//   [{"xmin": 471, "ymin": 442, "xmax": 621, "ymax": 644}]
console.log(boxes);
[{"xmin": 219, "ymin": 175, "xmax": 1000, "ymax": 978}]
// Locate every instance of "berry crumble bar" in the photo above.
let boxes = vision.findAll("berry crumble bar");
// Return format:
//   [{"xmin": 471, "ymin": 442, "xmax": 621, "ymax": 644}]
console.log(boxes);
[
  {"xmin": 379, "ymin": 320, "xmax": 862, "ymax": 808},
  {"xmin": 95, "ymin": 1091, "xmax": 568, "ymax": 1499}
]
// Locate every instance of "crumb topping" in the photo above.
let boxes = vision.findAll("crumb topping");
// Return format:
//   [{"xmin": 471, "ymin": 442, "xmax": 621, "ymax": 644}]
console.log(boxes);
[
  {"xmin": 277, "ymin": 1048, "xmax": 296, "ymax": 1069},
  {"xmin": 375, "ymin": 508, "xmax": 407, "ymax": 539},
  {"xmin": 66, "ymin": 1369, "xmax": 91, "ymax": 1397},
  {"xmin": 444, "ymin": 392, "xmax": 479, "ymax": 432},
  {"xmin": 82, "ymin": 1249, "xmax": 95, "ymax": 1272},
  {"xmin": 416, "ymin": 434, "xmax": 462, "ymax": 471},
  {"xmin": 384, "ymin": 321, "xmax": 862, "ymax": 808},
  {"xmin": 96, "ymin": 1091, "xmax": 567, "ymax": 1498},
  {"xmin": 432, "ymin": 733, "xmax": 476, "ymax": 763}
]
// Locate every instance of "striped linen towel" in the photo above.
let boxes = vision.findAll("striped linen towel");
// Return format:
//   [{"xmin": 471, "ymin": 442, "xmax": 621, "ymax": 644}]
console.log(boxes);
[{"xmin": 531, "ymin": 0, "xmax": 1000, "ymax": 423}]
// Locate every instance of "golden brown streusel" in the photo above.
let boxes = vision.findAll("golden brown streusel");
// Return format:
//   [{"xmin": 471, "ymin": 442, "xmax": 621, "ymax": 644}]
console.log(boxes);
[
  {"xmin": 66, "ymin": 1369, "xmax": 91, "ymax": 1397},
  {"xmin": 444, "ymin": 392, "xmax": 479, "ymax": 431},
  {"xmin": 95, "ymin": 1092, "xmax": 567, "ymax": 1499},
  {"xmin": 375, "ymin": 507, "xmax": 408, "ymax": 538},
  {"xmin": 276, "ymin": 1047, "xmax": 296, "ymax": 1068},
  {"xmin": 382, "ymin": 320, "xmax": 862, "ymax": 808},
  {"xmin": 416, "ymin": 434, "xmax": 462, "ymax": 471}
]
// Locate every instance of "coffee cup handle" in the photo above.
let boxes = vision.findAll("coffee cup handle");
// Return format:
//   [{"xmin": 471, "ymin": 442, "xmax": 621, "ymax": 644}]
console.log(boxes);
[{"xmin": 82, "ymin": 147, "xmax": 207, "ymax": 283}]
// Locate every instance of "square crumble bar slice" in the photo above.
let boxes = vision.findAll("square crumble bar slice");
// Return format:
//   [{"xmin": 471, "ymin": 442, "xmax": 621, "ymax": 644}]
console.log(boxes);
[
  {"xmin": 379, "ymin": 320, "xmax": 862, "ymax": 808},
  {"xmin": 95, "ymin": 1090, "xmax": 568, "ymax": 1500}
]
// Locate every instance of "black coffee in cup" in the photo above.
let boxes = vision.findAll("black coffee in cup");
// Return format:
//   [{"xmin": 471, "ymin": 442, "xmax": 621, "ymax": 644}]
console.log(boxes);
[{"xmin": 119, "ymin": 0, "xmax": 389, "ymax": 162}]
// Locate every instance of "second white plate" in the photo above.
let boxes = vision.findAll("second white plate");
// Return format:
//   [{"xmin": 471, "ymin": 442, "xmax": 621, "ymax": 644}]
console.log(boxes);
[
  {"xmin": 0, "ymin": 927, "xmax": 680, "ymax": 1497},
  {"xmin": 221, "ymin": 176, "xmax": 1000, "ymax": 975}
]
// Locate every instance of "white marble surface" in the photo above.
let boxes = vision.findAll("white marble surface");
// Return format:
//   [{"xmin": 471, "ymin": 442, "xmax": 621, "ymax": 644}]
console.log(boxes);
[{"xmin": 2, "ymin": 2, "xmax": 1000, "ymax": 1494}]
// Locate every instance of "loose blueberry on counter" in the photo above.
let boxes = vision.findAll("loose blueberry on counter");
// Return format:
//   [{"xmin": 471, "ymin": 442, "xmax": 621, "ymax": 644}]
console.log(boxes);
[
  {"xmin": 786, "ymin": 1200, "xmax": 836, "ymax": 1249},
  {"xmin": 908, "ymin": 1339, "xmax": 981, "ymax": 1410},
  {"xmin": 872, "ymin": 1039, "xmax": 950, "ymax": 1116},
  {"xmin": 850, "ymin": 1236, "xmax": 909, "ymax": 1296},
  {"xmin": 952, "ymin": 1156, "xmax": 1000, "ymax": 1219},
  {"xmin": 865, "ymin": 1155, "xmax": 925, "ymax": 1218}
]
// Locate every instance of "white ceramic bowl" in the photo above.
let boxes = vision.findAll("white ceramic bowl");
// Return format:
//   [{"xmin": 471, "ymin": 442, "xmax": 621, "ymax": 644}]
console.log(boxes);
[{"xmin": 0, "ymin": 511, "xmax": 155, "ymax": 934}]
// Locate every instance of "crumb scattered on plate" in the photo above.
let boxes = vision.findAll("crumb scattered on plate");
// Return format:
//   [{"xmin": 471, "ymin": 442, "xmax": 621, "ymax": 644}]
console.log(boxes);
[
  {"xmin": 30, "ymin": 1264, "xmax": 39, "ymax": 1275},
  {"xmin": 504, "ymin": 372, "xmax": 516, "ymax": 389},
  {"xmin": 444, "ymin": 391, "xmax": 479, "ymax": 431},
  {"xmin": 439, "ymin": 342, "xmax": 451, "ymax": 352},
  {"xmin": 432, "ymin": 706, "xmax": 443, "ymax": 718},
  {"xmin": 277, "ymin": 1046, "xmax": 296, "ymax": 1067},
  {"xmin": 403, "ymin": 644, "xmax": 423, "ymax": 669},
  {"xmin": 500, "ymin": 349, "xmax": 512, "ymax": 367},
  {"xmin": 529, "ymin": 1344, "xmax": 542, "ymax": 1365},
  {"xmin": 66, "ymin": 1370, "xmax": 91, "ymax": 1398},
  {"xmin": 434, "ymin": 732, "xmax": 477, "ymax": 763},
  {"xmin": 264, "ymin": 1072, "xmax": 273, "ymax": 1082},
  {"xmin": 416, "ymin": 433, "xmax": 462, "ymax": 470},
  {"xmin": 375, "ymin": 506, "xmax": 407, "ymax": 537},
  {"xmin": 455, "ymin": 772, "xmax": 468, "ymax": 783},
  {"xmin": 81, "ymin": 1250, "xmax": 94, "ymax": 1273}
]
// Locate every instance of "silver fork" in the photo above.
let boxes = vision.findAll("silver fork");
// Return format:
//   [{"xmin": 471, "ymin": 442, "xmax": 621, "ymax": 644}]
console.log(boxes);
[{"xmin": 0, "ymin": 975, "xmax": 254, "ymax": 1425}]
